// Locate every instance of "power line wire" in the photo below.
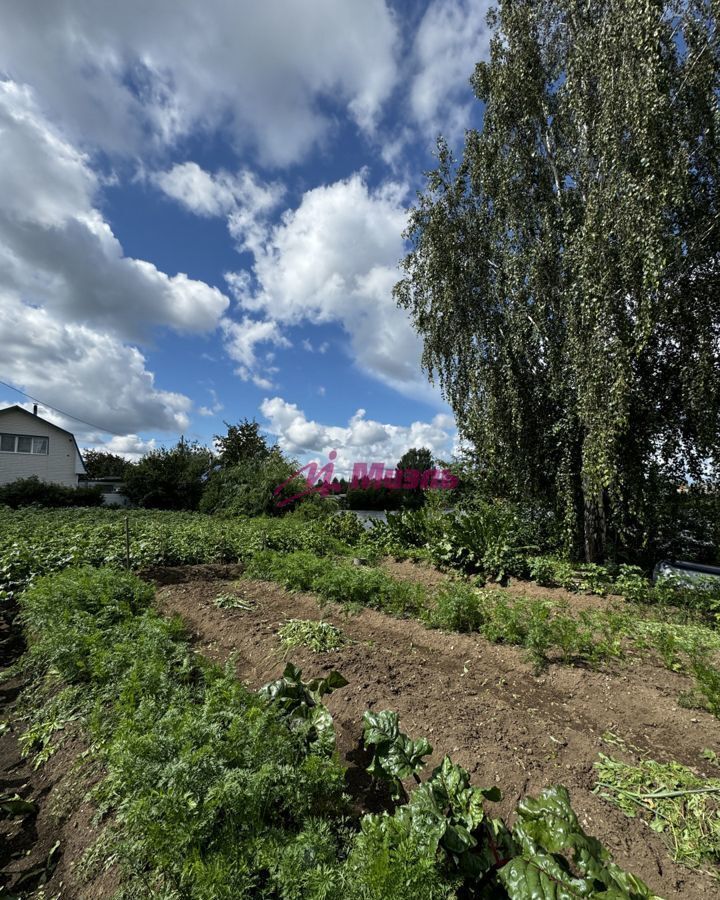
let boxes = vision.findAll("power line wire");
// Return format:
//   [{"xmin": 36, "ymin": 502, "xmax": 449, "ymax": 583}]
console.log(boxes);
[{"xmin": 0, "ymin": 379, "xmax": 130, "ymax": 438}]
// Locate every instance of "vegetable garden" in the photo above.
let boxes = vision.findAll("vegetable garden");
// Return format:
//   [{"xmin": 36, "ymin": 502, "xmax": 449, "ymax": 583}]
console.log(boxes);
[{"xmin": 2, "ymin": 507, "xmax": 720, "ymax": 898}]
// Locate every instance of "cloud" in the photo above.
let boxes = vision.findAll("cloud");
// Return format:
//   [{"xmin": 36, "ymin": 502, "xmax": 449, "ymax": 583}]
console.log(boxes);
[
  {"xmin": 198, "ymin": 389, "xmax": 224, "ymax": 417},
  {"xmin": 0, "ymin": 0, "xmax": 399, "ymax": 166},
  {"xmin": 221, "ymin": 317, "xmax": 289, "ymax": 388},
  {"xmin": 80, "ymin": 433, "xmax": 159, "ymax": 459},
  {"xmin": 226, "ymin": 172, "xmax": 435, "ymax": 398},
  {"xmin": 221, "ymin": 317, "xmax": 290, "ymax": 370},
  {"xmin": 153, "ymin": 162, "xmax": 284, "ymax": 226},
  {"xmin": 0, "ymin": 81, "xmax": 229, "ymax": 339},
  {"xmin": 260, "ymin": 396, "xmax": 456, "ymax": 475},
  {"xmin": 0, "ymin": 292, "xmax": 192, "ymax": 435},
  {"xmin": 410, "ymin": 0, "xmax": 493, "ymax": 142},
  {"xmin": 302, "ymin": 339, "xmax": 330, "ymax": 354}
]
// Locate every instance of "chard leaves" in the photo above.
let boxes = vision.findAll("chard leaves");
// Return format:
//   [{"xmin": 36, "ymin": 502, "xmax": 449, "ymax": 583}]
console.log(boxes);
[
  {"xmin": 362, "ymin": 710, "xmax": 432, "ymax": 797},
  {"xmin": 498, "ymin": 786, "xmax": 658, "ymax": 899},
  {"xmin": 259, "ymin": 662, "xmax": 347, "ymax": 756}
]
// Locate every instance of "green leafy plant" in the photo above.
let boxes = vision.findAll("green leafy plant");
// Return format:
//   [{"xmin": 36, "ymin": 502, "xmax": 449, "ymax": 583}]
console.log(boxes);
[
  {"xmin": 615, "ymin": 565, "xmax": 652, "ymax": 604},
  {"xmin": 425, "ymin": 582, "xmax": 485, "ymax": 633},
  {"xmin": 499, "ymin": 786, "xmax": 656, "ymax": 898},
  {"xmin": 362, "ymin": 710, "xmax": 432, "ymax": 799},
  {"xmin": 410, "ymin": 756, "xmax": 505, "ymax": 873},
  {"xmin": 259, "ymin": 662, "xmax": 348, "ymax": 756},
  {"xmin": 429, "ymin": 501, "xmax": 542, "ymax": 581},
  {"xmin": 0, "ymin": 793, "xmax": 37, "ymax": 817}
]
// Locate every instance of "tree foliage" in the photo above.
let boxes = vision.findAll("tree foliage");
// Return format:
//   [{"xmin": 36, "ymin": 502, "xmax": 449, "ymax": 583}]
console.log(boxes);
[
  {"xmin": 122, "ymin": 440, "xmax": 213, "ymax": 510},
  {"xmin": 81, "ymin": 449, "xmax": 129, "ymax": 479},
  {"xmin": 396, "ymin": 0, "xmax": 720, "ymax": 561},
  {"xmin": 214, "ymin": 418, "xmax": 275, "ymax": 468},
  {"xmin": 396, "ymin": 447, "xmax": 434, "ymax": 474},
  {"xmin": 199, "ymin": 447, "xmax": 304, "ymax": 517}
]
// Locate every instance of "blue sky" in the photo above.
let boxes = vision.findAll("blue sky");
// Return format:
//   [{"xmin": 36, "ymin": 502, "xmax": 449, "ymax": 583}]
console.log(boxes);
[{"xmin": 0, "ymin": 0, "xmax": 491, "ymax": 475}]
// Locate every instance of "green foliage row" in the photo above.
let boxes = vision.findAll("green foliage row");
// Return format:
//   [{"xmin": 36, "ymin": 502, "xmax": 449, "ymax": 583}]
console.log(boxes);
[
  {"xmin": 360, "ymin": 503, "xmax": 720, "ymax": 622},
  {"xmin": 426, "ymin": 583, "xmax": 627, "ymax": 670},
  {"xmin": 0, "ymin": 508, "xmax": 354, "ymax": 601},
  {"xmin": 17, "ymin": 567, "xmax": 349, "ymax": 898},
  {"xmin": 14, "ymin": 566, "xmax": 657, "ymax": 898},
  {"xmin": 361, "ymin": 500, "xmax": 558, "ymax": 581},
  {"xmin": 237, "ymin": 536, "xmax": 720, "ymax": 711},
  {"xmin": 245, "ymin": 550, "xmax": 426, "ymax": 617},
  {"xmin": 425, "ymin": 582, "xmax": 720, "ymax": 711},
  {"xmin": 529, "ymin": 558, "xmax": 720, "ymax": 623}
]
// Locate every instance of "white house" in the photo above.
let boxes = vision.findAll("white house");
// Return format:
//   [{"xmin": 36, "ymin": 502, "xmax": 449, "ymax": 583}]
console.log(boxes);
[{"xmin": 0, "ymin": 405, "xmax": 86, "ymax": 487}]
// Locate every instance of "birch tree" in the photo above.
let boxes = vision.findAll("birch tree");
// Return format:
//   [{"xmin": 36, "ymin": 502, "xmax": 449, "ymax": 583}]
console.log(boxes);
[{"xmin": 396, "ymin": 0, "xmax": 720, "ymax": 560}]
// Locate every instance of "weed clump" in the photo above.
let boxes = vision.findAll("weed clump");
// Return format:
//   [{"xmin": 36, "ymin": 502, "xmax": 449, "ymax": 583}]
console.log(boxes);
[
  {"xmin": 278, "ymin": 619, "xmax": 346, "ymax": 653},
  {"xmin": 595, "ymin": 754, "xmax": 720, "ymax": 870}
]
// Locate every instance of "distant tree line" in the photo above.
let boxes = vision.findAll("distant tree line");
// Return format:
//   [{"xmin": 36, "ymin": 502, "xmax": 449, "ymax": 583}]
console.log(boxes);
[{"xmin": 74, "ymin": 421, "xmax": 449, "ymax": 516}]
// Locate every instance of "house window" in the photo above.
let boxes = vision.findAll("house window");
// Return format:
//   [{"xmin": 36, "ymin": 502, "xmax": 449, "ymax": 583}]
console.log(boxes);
[{"xmin": 0, "ymin": 433, "xmax": 49, "ymax": 454}]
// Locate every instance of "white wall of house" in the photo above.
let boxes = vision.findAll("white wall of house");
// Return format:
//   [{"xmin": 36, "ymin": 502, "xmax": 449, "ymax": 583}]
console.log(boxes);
[{"xmin": 0, "ymin": 407, "xmax": 84, "ymax": 487}]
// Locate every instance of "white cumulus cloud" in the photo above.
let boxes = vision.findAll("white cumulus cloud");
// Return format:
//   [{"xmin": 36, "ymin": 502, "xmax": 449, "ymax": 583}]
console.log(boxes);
[
  {"xmin": 0, "ymin": 0, "xmax": 399, "ymax": 166},
  {"xmin": 224, "ymin": 172, "xmax": 436, "ymax": 399},
  {"xmin": 0, "ymin": 81, "xmax": 229, "ymax": 339},
  {"xmin": 410, "ymin": 0, "xmax": 493, "ymax": 142},
  {"xmin": 260, "ymin": 396, "xmax": 456, "ymax": 476},
  {"xmin": 0, "ymin": 293, "xmax": 192, "ymax": 436}
]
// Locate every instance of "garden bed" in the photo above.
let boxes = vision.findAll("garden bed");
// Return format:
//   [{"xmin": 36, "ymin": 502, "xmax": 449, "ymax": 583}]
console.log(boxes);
[{"xmin": 154, "ymin": 566, "xmax": 720, "ymax": 897}]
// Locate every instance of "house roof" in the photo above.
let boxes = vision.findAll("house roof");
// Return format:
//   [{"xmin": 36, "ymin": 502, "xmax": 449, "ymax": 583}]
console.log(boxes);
[{"xmin": 0, "ymin": 405, "xmax": 87, "ymax": 474}]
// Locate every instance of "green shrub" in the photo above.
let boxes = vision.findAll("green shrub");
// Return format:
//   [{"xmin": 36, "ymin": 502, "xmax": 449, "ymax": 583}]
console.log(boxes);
[
  {"xmin": 341, "ymin": 810, "xmax": 459, "ymax": 900},
  {"xmin": 615, "ymin": 565, "xmax": 651, "ymax": 603},
  {"xmin": 18, "ymin": 567, "xmax": 350, "ymax": 898},
  {"xmin": 429, "ymin": 500, "xmax": 544, "ymax": 580},
  {"xmin": 527, "ymin": 556, "xmax": 614, "ymax": 594},
  {"xmin": 313, "ymin": 566, "xmax": 425, "ymax": 617},
  {"xmin": 323, "ymin": 511, "xmax": 366, "ymax": 546},
  {"xmin": 199, "ymin": 452, "xmax": 304, "ymax": 517},
  {"xmin": 21, "ymin": 566, "xmax": 153, "ymax": 629},
  {"xmin": 653, "ymin": 574, "xmax": 720, "ymax": 622},
  {"xmin": 0, "ymin": 476, "xmax": 104, "ymax": 509}
]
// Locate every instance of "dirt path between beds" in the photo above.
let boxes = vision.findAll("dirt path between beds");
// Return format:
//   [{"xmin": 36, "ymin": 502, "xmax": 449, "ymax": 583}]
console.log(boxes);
[{"xmin": 154, "ymin": 565, "xmax": 720, "ymax": 898}]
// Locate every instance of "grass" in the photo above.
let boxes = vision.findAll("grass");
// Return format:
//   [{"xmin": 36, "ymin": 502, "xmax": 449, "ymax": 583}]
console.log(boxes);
[
  {"xmin": 594, "ymin": 753, "xmax": 720, "ymax": 872},
  {"xmin": 278, "ymin": 619, "xmax": 347, "ymax": 653}
]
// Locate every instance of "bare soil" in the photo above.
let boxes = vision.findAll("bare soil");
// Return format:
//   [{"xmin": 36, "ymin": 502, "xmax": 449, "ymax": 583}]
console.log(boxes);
[{"xmin": 154, "ymin": 565, "xmax": 720, "ymax": 899}]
